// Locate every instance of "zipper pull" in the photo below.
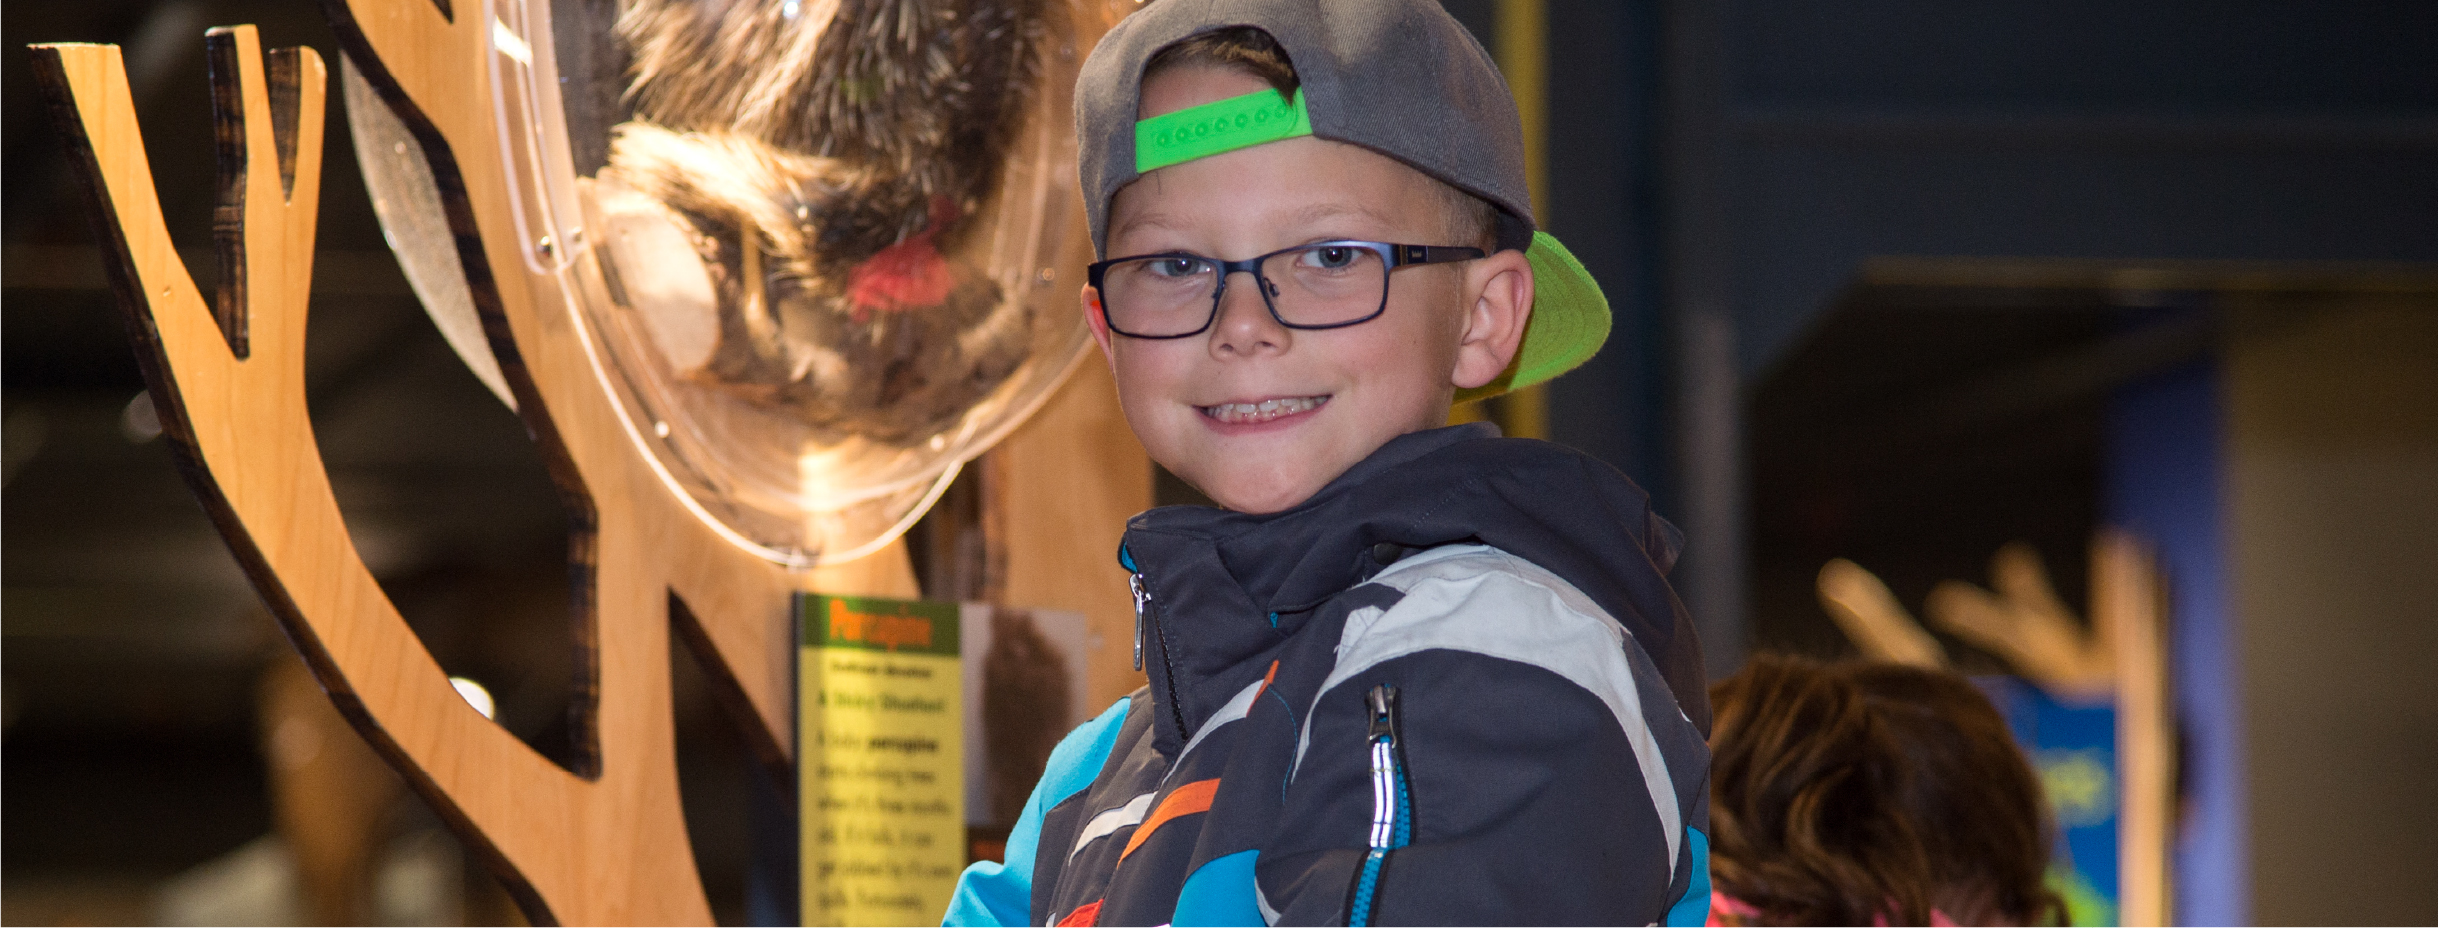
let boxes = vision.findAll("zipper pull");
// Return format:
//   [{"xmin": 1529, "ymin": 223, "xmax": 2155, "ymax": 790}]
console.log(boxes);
[
  {"xmin": 1119, "ymin": 543, "xmax": 1148, "ymax": 673},
  {"xmin": 1366, "ymin": 684, "xmax": 1398, "ymax": 742},
  {"xmin": 1129, "ymin": 571, "xmax": 1149, "ymax": 673}
]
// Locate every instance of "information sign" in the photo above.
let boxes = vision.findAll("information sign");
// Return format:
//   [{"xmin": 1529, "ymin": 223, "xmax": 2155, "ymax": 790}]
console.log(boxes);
[{"xmin": 800, "ymin": 594, "xmax": 965, "ymax": 925}]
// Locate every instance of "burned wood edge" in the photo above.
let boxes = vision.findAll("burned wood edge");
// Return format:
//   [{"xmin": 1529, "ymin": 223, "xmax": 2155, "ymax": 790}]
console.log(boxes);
[
  {"xmin": 671, "ymin": 591, "xmax": 798, "ymax": 796},
  {"xmin": 320, "ymin": 0, "xmax": 612, "ymax": 784},
  {"xmin": 29, "ymin": 33, "xmax": 570, "ymax": 926}
]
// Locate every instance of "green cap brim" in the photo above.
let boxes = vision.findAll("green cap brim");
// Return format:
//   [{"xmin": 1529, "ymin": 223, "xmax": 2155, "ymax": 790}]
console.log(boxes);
[{"xmin": 1455, "ymin": 231, "xmax": 1610, "ymax": 404}]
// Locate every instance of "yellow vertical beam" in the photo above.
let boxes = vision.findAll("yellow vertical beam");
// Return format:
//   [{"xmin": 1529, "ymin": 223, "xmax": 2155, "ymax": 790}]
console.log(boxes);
[
  {"xmin": 1494, "ymin": 0, "xmax": 1550, "ymax": 439},
  {"xmin": 1498, "ymin": 0, "xmax": 1549, "ymax": 216}
]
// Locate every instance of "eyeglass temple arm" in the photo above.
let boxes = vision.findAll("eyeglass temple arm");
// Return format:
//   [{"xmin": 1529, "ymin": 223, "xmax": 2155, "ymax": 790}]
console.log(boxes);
[{"xmin": 1393, "ymin": 244, "xmax": 1488, "ymax": 267}]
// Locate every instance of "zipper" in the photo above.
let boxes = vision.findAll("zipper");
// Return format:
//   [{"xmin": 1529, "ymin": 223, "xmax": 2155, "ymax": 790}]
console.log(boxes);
[
  {"xmin": 1128, "ymin": 571, "xmax": 1148, "ymax": 672},
  {"xmin": 1150, "ymin": 597, "xmax": 1187, "ymax": 742},
  {"xmin": 1120, "ymin": 544, "xmax": 1147, "ymax": 672},
  {"xmin": 1118, "ymin": 544, "xmax": 1189, "ymax": 743},
  {"xmin": 1348, "ymin": 684, "xmax": 1409, "ymax": 927}
]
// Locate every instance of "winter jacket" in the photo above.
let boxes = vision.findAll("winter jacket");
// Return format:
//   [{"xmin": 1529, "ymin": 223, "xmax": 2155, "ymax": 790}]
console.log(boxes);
[{"xmin": 945, "ymin": 423, "xmax": 1713, "ymax": 926}]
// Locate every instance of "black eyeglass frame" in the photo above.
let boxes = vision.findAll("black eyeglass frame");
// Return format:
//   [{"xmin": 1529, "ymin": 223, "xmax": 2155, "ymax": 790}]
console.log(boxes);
[{"xmin": 1086, "ymin": 240, "xmax": 1487, "ymax": 339}]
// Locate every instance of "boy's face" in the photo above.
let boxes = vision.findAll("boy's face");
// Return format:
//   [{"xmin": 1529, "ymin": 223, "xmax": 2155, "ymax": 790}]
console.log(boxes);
[{"xmin": 1087, "ymin": 65, "xmax": 1533, "ymax": 514}]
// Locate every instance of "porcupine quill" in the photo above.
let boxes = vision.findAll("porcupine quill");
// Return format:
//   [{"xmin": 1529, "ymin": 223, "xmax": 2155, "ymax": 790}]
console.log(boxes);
[{"xmin": 600, "ymin": 0, "xmax": 1053, "ymax": 443}]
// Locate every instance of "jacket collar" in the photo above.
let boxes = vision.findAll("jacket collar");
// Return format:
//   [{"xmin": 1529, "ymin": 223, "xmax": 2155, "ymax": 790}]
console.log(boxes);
[{"xmin": 1119, "ymin": 423, "xmax": 1708, "ymax": 752}]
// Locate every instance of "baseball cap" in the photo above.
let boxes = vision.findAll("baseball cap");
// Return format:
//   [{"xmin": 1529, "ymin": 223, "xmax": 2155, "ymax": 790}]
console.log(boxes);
[{"xmin": 1074, "ymin": 0, "xmax": 1610, "ymax": 402}]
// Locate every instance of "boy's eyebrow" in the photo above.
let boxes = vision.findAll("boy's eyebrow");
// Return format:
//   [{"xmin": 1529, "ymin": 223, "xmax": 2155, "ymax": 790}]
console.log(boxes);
[
  {"xmin": 1111, "ymin": 209, "xmax": 1189, "ymax": 242},
  {"xmin": 1283, "ymin": 201, "xmax": 1400, "ymax": 233}
]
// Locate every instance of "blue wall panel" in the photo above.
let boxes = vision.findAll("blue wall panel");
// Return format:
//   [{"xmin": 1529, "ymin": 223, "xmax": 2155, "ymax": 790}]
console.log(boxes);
[{"xmin": 2107, "ymin": 358, "xmax": 2244, "ymax": 926}]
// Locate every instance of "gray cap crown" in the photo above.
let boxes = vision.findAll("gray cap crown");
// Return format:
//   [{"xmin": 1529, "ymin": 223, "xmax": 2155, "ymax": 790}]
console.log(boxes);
[{"xmin": 1075, "ymin": 0, "xmax": 1534, "ymax": 258}]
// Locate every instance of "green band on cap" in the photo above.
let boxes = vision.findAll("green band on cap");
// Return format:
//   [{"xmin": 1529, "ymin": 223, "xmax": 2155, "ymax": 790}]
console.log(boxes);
[{"xmin": 1136, "ymin": 88, "xmax": 1314, "ymax": 173}]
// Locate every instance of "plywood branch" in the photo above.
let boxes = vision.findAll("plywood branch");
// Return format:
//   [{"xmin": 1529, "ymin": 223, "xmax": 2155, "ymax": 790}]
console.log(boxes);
[
  {"xmin": 36, "ymin": 0, "xmax": 1140, "ymax": 921},
  {"xmin": 33, "ymin": 29, "xmax": 714, "ymax": 924}
]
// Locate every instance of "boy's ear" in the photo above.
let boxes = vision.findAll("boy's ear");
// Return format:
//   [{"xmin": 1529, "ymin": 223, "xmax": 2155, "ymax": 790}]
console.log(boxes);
[
  {"xmin": 1450, "ymin": 249, "xmax": 1534, "ymax": 391},
  {"xmin": 1082, "ymin": 284, "xmax": 1118, "ymax": 369}
]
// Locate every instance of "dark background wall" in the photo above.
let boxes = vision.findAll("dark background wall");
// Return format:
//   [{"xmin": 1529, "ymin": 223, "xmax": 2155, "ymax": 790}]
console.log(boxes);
[
  {"xmin": 1684, "ymin": 3, "xmax": 2434, "ymax": 924},
  {"xmin": 1712, "ymin": 2, "xmax": 2438, "ymax": 374},
  {"xmin": 1519, "ymin": 1, "xmax": 2438, "ymax": 664},
  {"xmin": 1517, "ymin": 2, "xmax": 2436, "ymax": 924}
]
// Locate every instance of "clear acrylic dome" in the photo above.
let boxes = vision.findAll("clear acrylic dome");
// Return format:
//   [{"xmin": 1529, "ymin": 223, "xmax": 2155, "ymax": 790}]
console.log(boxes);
[{"xmin": 347, "ymin": 0, "xmax": 1107, "ymax": 567}]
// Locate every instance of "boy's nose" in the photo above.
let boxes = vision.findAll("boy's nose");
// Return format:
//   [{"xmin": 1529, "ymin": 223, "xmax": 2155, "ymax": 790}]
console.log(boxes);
[{"xmin": 1208, "ymin": 273, "xmax": 1290, "ymax": 357}]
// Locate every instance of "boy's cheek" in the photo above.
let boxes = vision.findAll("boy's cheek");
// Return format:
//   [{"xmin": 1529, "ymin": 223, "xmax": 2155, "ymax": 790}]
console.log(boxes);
[
  {"xmin": 1102, "ymin": 344, "xmax": 1157, "ymax": 413},
  {"xmin": 1102, "ymin": 352, "xmax": 1175, "ymax": 439},
  {"xmin": 1110, "ymin": 387, "xmax": 1201, "ymax": 492}
]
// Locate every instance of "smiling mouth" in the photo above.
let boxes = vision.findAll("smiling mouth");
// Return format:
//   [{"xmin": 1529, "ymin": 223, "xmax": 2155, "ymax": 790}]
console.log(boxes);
[{"xmin": 1198, "ymin": 395, "xmax": 1330, "ymax": 424}]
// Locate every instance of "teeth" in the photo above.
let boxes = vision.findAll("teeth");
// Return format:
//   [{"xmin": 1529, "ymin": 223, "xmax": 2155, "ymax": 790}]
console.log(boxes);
[{"xmin": 1201, "ymin": 395, "xmax": 1326, "ymax": 424}]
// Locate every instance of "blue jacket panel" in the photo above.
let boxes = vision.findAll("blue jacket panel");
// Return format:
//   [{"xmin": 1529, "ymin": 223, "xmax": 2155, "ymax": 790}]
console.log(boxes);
[{"xmin": 945, "ymin": 697, "xmax": 1133, "ymax": 926}]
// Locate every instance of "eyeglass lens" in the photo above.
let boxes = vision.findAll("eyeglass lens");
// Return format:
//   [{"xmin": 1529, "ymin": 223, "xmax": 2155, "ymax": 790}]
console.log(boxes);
[{"xmin": 1101, "ymin": 244, "xmax": 1387, "ymax": 337}]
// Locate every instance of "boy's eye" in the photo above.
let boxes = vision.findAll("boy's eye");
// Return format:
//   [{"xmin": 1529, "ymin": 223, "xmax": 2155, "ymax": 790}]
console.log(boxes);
[
  {"xmin": 1148, "ymin": 257, "xmax": 1211, "ymax": 278},
  {"xmin": 1299, "ymin": 246, "xmax": 1361, "ymax": 270}
]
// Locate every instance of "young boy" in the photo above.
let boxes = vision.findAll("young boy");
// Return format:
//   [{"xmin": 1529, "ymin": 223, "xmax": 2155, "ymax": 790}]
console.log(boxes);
[{"xmin": 947, "ymin": 1, "xmax": 1710, "ymax": 923}]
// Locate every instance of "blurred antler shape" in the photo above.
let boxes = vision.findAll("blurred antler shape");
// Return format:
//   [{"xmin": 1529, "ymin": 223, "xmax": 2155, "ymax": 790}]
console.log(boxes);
[
  {"xmin": 1819, "ymin": 543, "xmax": 2121, "ymax": 699},
  {"xmin": 1817, "ymin": 558, "xmax": 1950, "ymax": 669},
  {"xmin": 1925, "ymin": 541, "xmax": 2118, "ymax": 700},
  {"xmin": 2093, "ymin": 530, "xmax": 2173, "ymax": 927},
  {"xmin": 1820, "ymin": 537, "xmax": 2172, "ymax": 924}
]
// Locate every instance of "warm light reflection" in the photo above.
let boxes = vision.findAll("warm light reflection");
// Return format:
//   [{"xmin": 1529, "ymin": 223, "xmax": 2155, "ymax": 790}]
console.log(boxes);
[{"xmin": 448, "ymin": 677, "xmax": 497, "ymax": 720}]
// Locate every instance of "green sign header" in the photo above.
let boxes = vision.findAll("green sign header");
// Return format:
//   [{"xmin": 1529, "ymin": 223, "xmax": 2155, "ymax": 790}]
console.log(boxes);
[{"xmin": 798, "ymin": 594, "xmax": 960, "ymax": 658}]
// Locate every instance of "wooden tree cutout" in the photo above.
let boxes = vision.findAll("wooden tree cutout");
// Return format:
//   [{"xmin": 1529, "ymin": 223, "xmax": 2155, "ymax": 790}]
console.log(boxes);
[
  {"xmin": 38, "ymin": 27, "xmax": 686, "ymax": 923},
  {"xmin": 34, "ymin": 0, "xmax": 1144, "ymax": 917},
  {"xmin": 28, "ymin": 16, "xmax": 930, "ymax": 923}
]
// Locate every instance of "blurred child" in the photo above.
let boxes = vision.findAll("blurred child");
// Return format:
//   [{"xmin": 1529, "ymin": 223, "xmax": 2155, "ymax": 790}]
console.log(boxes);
[{"xmin": 1707, "ymin": 655, "xmax": 2068, "ymax": 926}]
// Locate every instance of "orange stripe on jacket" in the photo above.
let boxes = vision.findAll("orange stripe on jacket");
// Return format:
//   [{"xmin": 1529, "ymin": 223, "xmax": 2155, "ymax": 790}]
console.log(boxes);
[
  {"xmin": 1054, "ymin": 898, "xmax": 1102, "ymax": 927},
  {"xmin": 1119, "ymin": 778, "xmax": 1221, "ymax": 859}
]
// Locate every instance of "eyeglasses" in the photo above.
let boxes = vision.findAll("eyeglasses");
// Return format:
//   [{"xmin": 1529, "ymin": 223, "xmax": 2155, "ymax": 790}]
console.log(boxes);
[{"xmin": 1087, "ymin": 240, "xmax": 1486, "ymax": 339}]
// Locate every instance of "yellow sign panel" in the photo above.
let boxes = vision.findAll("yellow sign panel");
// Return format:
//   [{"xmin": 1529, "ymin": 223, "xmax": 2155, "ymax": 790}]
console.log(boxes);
[{"xmin": 801, "ymin": 595, "xmax": 964, "ymax": 926}]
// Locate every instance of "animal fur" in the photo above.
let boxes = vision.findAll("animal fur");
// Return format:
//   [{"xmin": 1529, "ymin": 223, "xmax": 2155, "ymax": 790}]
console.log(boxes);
[
  {"xmin": 599, "ymin": 0, "xmax": 1055, "ymax": 443},
  {"xmin": 599, "ymin": 124, "xmax": 1035, "ymax": 444}
]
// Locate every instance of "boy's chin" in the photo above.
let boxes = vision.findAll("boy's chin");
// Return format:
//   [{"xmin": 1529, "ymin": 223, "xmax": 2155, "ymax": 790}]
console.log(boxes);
[{"xmin": 1186, "ymin": 466, "xmax": 1336, "ymax": 515}]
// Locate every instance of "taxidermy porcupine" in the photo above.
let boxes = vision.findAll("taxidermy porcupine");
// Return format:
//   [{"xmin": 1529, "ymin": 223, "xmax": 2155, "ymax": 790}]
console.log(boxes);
[{"xmin": 596, "ymin": 0, "xmax": 1055, "ymax": 445}]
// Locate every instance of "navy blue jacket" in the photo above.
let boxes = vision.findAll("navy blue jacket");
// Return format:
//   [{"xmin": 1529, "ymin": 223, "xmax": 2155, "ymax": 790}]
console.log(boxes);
[{"xmin": 947, "ymin": 424, "xmax": 1712, "ymax": 926}]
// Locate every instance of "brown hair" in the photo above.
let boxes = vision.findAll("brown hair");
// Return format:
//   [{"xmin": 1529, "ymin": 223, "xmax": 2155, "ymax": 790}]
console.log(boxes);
[
  {"xmin": 1708, "ymin": 655, "xmax": 2069, "ymax": 926},
  {"xmin": 1145, "ymin": 26, "xmax": 1303, "ymax": 100},
  {"xmin": 1142, "ymin": 27, "xmax": 1501, "ymax": 250}
]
